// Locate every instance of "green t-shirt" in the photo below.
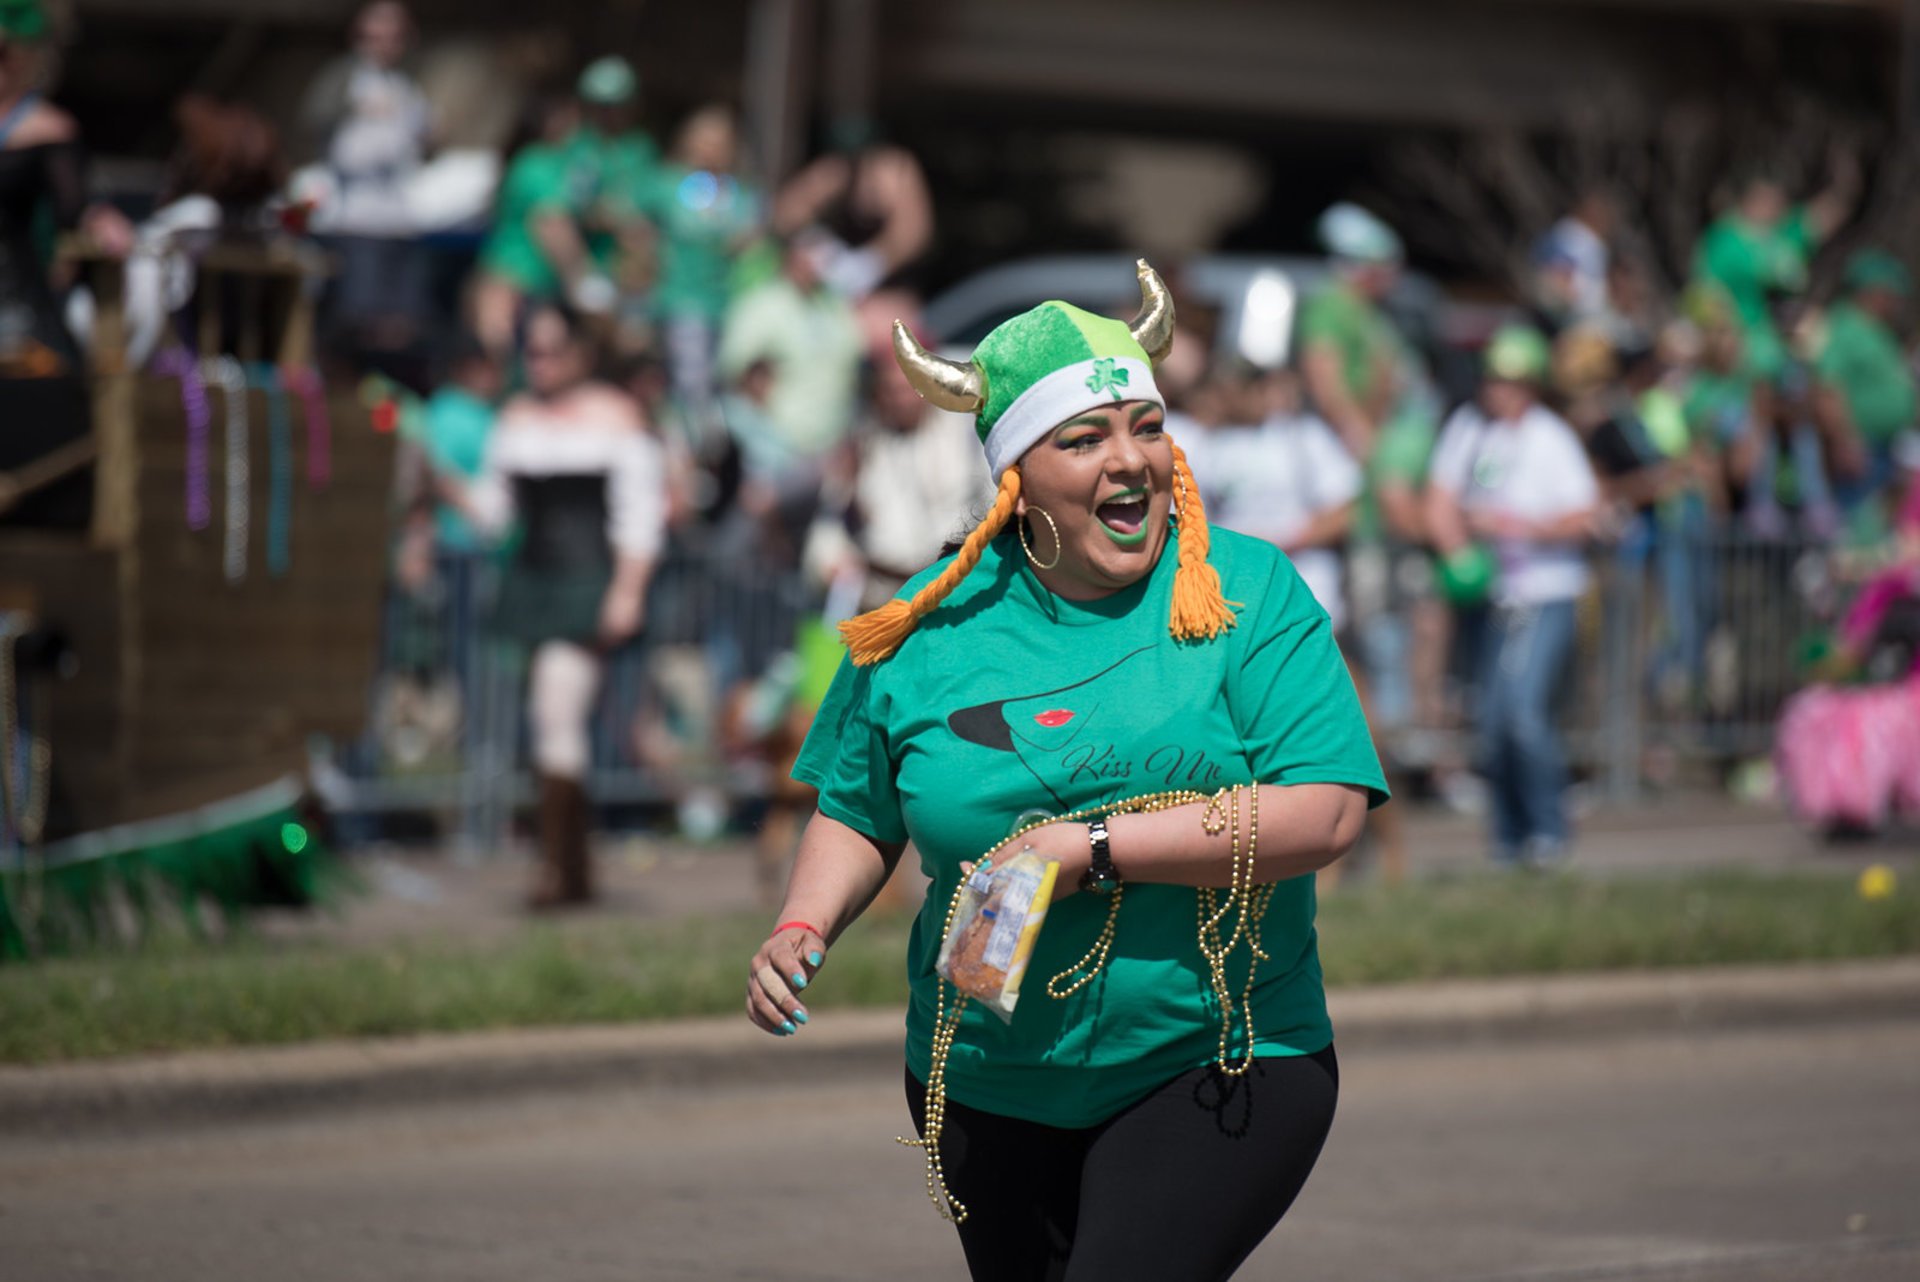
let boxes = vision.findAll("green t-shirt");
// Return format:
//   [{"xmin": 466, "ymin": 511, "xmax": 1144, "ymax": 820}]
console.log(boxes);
[
  {"xmin": 566, "ymin": 128, "xmax": 660, "ymax": 269},
  {"xmin": 570, "ymin": 129, "xmax": 660, "ymax": 217},
  {"xmin": 479, "ymin": 143, "xmax": 574, "ymax": 295},
  {"xmin": 1355, "ymin": 406, "xmax": 1436, "ymax": 543},
  {"xmin": 1682, "ymin": 366, "xmax": 1758, "ymax": 447},
  {"xmin": 1299, "ymin": 282, "xmax": 1431, "ymax": 543},
  {"xmin": 479, "ymin": 130, "xmax": 660, "ymax": 293},
  {"xmin": 1817, "ymin": 301, "xmax": 1916, "ymax": 445},
  {"xmin": 793, "ymin": 529, "xmax": 1388, "ymax": 1128},
  {"xmin": 420, "ymin": 387, "xmax": 496, "ymax": 552},
  {"xmin": 1692, "ymin": 208, "xmax": 1817, "ymax": 381},
  {"xmin": 1297, "ymin": 281, "xmax": 1398, "ymax": 405},
  {"xmin": 641, "ymin": 165, "xmax": 762, "ymax": 321}
]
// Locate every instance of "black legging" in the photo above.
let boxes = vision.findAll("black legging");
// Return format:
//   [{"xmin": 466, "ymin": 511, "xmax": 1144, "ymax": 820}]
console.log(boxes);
[{"xmin": 904, "ymin": 1046, "xmax": 1339, "ymax": 1282}]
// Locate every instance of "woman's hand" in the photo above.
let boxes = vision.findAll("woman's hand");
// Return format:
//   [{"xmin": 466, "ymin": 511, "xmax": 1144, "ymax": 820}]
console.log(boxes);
[
  {"xmin": 984, "ymin": 821, "xmax": 1092, "ymax": 903},
  {"xmin": 746, "ymin": 924, "xmax": 826, "ymax": 1036},
  {"xmin": 597, "ymin": 582, "xmax": 646, "ymax": 649}
]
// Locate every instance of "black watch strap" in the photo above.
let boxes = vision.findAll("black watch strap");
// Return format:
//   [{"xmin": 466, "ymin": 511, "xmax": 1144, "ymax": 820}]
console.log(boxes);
[{"xmin": 1081, "ymin": 818, "xmax": 1120, "ymax": 893}]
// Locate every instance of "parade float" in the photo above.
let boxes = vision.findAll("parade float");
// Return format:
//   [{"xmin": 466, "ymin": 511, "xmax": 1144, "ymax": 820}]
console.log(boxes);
[{"xmin": 0, "ymin": 240, "xmax": 392, "ymax": 957}]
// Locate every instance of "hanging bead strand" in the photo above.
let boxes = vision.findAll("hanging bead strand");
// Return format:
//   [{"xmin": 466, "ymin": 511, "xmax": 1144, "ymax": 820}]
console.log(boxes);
[
  {"xmin": 156, "ymin": 348, "xmax": 212, "ymax": 530},
  {"xmin": 284, "ymin": 365, "xmax": 331, "ymax": 490},
  {"xmin": 249, "ymin": 363, "xmax": 293, "ymax": 576},
  {"xmin": 203, "ymin": 357, "xmax": 249, "ymax": 584}
]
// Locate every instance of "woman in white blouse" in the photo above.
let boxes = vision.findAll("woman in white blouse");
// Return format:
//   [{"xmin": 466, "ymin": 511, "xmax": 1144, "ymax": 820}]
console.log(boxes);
[{"xmin": 463, "ymin": 303, "xmax": 667, "ymax": 906}]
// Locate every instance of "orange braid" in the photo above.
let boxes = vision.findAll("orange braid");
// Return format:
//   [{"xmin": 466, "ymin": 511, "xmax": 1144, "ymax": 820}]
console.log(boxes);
[
  {"xmin": 1167, "ymin": 438, "xmax": 1239, "ymax": 641},
  {"xmin": 840, "ymin": 468, "xmax": 1024, "ymax": 665}
]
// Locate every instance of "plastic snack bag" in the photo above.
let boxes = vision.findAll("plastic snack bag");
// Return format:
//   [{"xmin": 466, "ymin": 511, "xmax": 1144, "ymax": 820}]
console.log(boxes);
[{"xmin": 935, "ymin": 849, "xmax": 1059, "ymax": 1021}]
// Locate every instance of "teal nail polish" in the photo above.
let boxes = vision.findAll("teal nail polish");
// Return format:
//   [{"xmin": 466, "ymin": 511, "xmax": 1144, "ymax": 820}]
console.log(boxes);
[
  {"xmin": 807, "ymin": 951, "xmax": 823, "ymax": 966},
  {"xmin": 781, "ymin": 1020, "xmax": 796, "ymax": 1034},
  {"xmin": 792, "ymin": 972, "xmax": 808, "ymax": 989},
  {"xmin": 793, "ymin": 1009, "xmax": 809, "ymax": 1025}
]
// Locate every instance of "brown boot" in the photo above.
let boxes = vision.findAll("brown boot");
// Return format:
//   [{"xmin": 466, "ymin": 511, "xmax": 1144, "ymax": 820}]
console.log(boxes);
[{"xmin": 529, "ymin": 774, "xmax": 594, "ymax": 909}]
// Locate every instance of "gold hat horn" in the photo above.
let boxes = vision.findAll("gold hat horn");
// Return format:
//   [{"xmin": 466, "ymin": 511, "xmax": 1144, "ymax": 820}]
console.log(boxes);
[
  {"xmin": 892, "ymin": 320, "xmax": 986, "ymax": 414},
  {"xmin": 1128, "ymin": 259, "xmax": 1175, "ymax": 364}
]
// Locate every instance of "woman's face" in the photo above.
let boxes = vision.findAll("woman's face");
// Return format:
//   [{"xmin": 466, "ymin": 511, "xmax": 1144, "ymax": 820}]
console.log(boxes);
[
  {"xmin": 523, "ymin": 311, "xmax": 587, "ymax": 397},
  {"xmin": 1014, "ymin": 400, "xmax": 1174, "ymax": 600},
  {"xmin": 679, "ymin": 111, "xmax": 737, "ymax": 173}
]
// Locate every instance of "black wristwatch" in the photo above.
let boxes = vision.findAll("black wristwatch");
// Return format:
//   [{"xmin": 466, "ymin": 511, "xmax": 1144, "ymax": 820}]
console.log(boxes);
[{"xmin": 1080, "ymin": 818, "xmax": 1122, "ymax": 895}]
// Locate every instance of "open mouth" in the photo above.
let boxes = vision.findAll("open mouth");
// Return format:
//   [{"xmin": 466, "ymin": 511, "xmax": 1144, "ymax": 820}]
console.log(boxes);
[{"xmin": 1096, "ymin": 490, "xmax": 1150, "ymax": 543}]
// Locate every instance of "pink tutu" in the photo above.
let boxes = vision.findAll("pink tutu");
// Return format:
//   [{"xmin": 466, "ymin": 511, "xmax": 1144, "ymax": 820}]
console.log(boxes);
[{"xmin": 1775, "ymin": 675, "xmax": 1920, "ymax": 831}]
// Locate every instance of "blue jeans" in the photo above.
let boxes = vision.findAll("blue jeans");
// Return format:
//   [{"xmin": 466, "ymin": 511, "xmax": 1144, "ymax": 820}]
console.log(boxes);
[{"xmin": 1475, "ymin": 598, "xmax": 1578, "ymax": 861}]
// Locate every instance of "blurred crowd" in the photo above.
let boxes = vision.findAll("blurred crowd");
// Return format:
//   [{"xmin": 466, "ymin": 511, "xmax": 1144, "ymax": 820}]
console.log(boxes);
[
  {"xmin": 5, "ymin": 0, "xmax": 1919, "ymax": 885},
  {"xmin": 1172, "ymin": 176, "xmax": 1920, "ymax": 869}
]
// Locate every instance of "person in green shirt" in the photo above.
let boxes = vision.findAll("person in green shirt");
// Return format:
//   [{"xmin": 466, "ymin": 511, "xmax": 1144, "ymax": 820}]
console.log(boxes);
[
  {"xmin": 641, "ymin": 104, "xmax": 763, "ymax": 429},
  {"xmin": 1818, "ymin": 249, "xmax": 1915, "ymax": 512},
  {"xmin": 472, "ymin": 95, "xmax": 578, "ymax": 355},
  {"xmin": 562, "ymin": 57, "xmax": 659, "ymax": 297},
  {"xmin": 744, "ymin": 265, "xmax": 1386, "ymax": 1280},
  {"xmin": 470, "ymin": 60, "xmax": 660, "ymax": 356},
  {"xmin": 416, "ymin": 332, "xmax": 502, "ymax": 553},
  {"xmin": 1298, "ymin": 203, "xmax": 1429, "ymax": 860},
  {"xmin": 1298, "ymin": 202, "xmax": 1408, "ymax": 462},
  {"xmin": 1679, "ymin": 282, "xmax": 1766, "ymax": 523},
  {"xmin": 1691, "ymin": 164, "xmax": 1858, "ymax": 382}
]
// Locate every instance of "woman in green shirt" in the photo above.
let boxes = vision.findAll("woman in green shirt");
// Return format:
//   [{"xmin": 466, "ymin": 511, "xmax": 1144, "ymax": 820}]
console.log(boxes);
[{"xmin": 743, "ymin": 265, "xmax": 1387, "ymax": 1281}]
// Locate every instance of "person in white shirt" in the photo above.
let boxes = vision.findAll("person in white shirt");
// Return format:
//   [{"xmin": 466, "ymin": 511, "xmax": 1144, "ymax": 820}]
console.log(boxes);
[
  {"xmin": 1202, "ymin": 373, "xmax": 1362, "ymax": 632},
  {"xmin": 1426, "ymin": 326, "xmax": 1601, "ymax": 867},
  {"xmin": 302, "ymin": 2, "xmax": 432, "ymax": 356},
  {"xmin": 1194, "ymin": 370, "xmax": 1407, "ymax": 886},
  {"xmin": 808, "ymin": 338, "xmax": 996, "ymax": 610}
]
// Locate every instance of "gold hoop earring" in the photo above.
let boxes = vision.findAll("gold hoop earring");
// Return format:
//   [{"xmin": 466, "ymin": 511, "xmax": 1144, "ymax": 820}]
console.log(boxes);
[
  {"xmin": 1171, "ymin": 466, "xmax": 1188, "ymax": 525},
  {"xmin": 1020, "ymin": 506, "xmax": 1063, "ymax": 571}
]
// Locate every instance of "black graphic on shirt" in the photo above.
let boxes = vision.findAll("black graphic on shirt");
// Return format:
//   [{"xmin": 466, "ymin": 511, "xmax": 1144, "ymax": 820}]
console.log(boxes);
[{"xmin": 948, "ymin": 645, "xmax": 1224, "ymax": 810}]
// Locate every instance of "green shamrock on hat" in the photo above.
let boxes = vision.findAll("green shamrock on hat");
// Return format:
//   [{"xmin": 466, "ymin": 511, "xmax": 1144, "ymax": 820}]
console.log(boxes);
[{"xmin": 1085, "ymin": 357, "xmax": 1130, "ymax": 400}]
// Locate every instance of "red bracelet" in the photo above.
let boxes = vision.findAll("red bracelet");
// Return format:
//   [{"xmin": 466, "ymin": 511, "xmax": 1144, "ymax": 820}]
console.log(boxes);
[{"xmin": 773, "ymin": 920, "xmax": 823, "ymax": 938}]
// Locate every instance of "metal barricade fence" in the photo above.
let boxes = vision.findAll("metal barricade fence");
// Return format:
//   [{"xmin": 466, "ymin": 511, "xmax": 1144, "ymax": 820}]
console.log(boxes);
[
  {"xmin": 1386, "ymin": 529, "xmax": 1829, "ymax": 801},
  {"xmin": 1584, "ymin": 530, "xmax": 1827, "ymax": 791},
  {"xmin": 318, "ymin": 541, "xmax": 810, "ymax": 850},
  {"xmin": 320, "ymin": 529, "xmax": 1832, "ymax": 847}
]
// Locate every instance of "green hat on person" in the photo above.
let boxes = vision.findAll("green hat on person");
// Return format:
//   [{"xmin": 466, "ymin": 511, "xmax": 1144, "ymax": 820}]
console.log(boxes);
[
  {"xmin": 0, "ymin": 0, "xmax": 48, "ymax": 38},
  {"xmin": 893, "ymin": 263, "xmax": 1171, "ymax": 480},
  {"xmin": 1483, "ymin": 324, "xmax": 1550, "ymax": 384},
  {"xmin": 1844, "ymin": 249, "xmax": 1911, "ymax": 298},
  {"xmin": 1317, "ymin": 202, "xmax": 1403, "ymax": 265},
  {"xmin": 578, "ymin": 56, "xmax": 638, "ymax": 106}
]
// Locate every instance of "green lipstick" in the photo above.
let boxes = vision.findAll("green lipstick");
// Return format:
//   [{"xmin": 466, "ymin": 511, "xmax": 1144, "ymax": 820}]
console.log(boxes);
[{"xmin": 1097, "ymin": 488, "xmax": 1151, "ymax": 545}]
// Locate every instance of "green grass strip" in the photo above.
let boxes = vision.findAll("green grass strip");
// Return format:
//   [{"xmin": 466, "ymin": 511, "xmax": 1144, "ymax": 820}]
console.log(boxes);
[{"xmin": 1, "ymin": 867, "xmax": 1914, "ymax": 1064}]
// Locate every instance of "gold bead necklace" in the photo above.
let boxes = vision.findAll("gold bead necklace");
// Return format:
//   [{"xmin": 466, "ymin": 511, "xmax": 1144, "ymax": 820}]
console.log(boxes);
[{"xmin": 899, "ymin": 784, "xmax": 1272, "ymax": 1222}]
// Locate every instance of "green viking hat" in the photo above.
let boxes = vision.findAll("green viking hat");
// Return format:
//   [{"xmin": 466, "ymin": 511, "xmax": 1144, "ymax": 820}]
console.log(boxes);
[{"xmin": 892, "ymin": 260, "xmax": 1175, "ymax": 479}]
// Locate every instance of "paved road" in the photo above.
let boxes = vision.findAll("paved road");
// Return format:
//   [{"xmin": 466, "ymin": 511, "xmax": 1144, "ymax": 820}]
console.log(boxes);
[{"xmin": 6, "ymin": 1019, "xmax": 1917, "ymax": 1281}]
